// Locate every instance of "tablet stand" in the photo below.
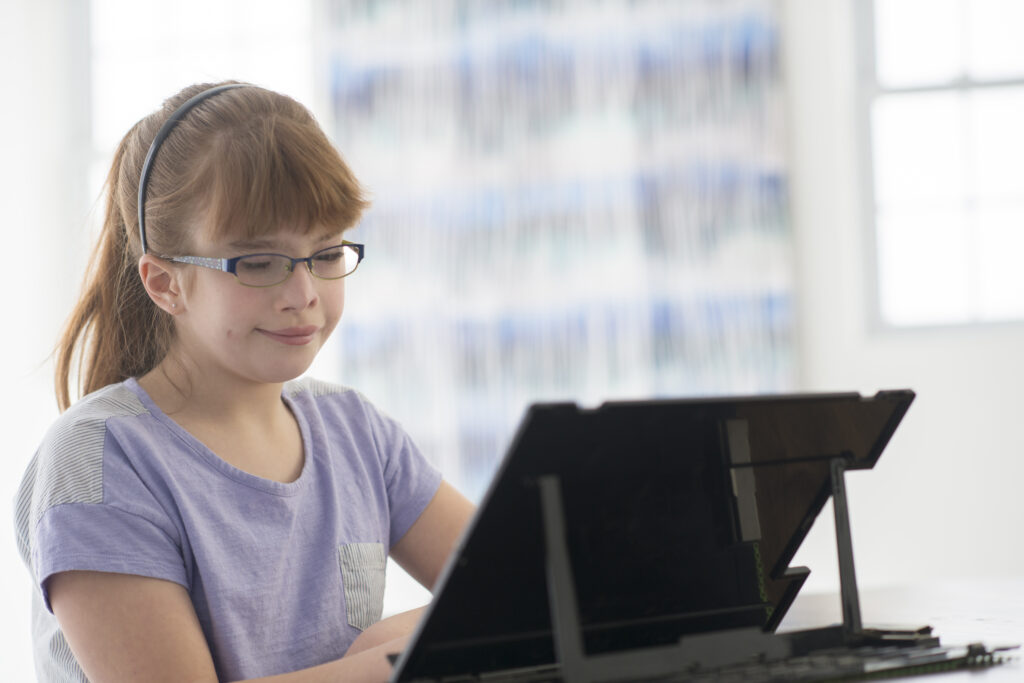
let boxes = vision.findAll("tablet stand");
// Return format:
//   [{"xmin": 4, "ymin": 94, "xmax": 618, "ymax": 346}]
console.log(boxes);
[{"xmin": 537, "ymin": 453, "xmax": 923, "ymax": 682}]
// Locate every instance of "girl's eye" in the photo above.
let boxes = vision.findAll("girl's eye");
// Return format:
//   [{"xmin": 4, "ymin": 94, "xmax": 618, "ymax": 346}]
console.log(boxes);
[
  {"xmin": 314, "ymin": 249, "xmax": 344, "ymax": 263},
  {"xmin": 237, "ymin": 257, "xmax": 275, "ymax": 272}
]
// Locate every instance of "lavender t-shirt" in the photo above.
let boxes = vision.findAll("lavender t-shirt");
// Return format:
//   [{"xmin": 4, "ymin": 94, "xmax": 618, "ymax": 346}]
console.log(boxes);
[{"xmin": 14, "ymin": 377, "xmax": 442, "ymax": 682}]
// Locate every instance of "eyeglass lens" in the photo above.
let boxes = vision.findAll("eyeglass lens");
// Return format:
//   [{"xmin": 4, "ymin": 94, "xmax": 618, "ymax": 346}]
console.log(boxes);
[{"xmin": 234, "ymin": 244, "xmax": 360, "ymax": 287}]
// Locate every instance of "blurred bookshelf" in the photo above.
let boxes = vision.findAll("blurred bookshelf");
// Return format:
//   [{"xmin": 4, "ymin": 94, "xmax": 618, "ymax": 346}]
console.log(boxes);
[{"xmin": 320, "ymin": 0, "xmax": 792, "ymax": 498}]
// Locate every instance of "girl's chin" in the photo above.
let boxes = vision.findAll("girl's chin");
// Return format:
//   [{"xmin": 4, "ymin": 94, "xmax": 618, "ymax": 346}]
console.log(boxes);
[{"xmin": 248, "ymin": 355, "xmax": 320, "ymax": 385}]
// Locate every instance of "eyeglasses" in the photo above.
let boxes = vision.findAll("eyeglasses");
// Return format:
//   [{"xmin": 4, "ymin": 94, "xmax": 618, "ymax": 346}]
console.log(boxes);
[{"xmin": 164, "ymin": 241, "xmax": 364, "ymax": 288}]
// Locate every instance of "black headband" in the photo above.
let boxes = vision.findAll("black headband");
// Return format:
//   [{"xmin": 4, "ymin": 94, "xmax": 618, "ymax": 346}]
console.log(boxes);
[{"xmin": 137, "ymin": 83, "xmax": 249, "ymax": 254}]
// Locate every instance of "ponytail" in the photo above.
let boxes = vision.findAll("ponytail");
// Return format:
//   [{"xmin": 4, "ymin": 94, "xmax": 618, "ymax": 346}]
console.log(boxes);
[{"xmin": 54, "ymin": 131, "xmax": 173, "ymax": 411}]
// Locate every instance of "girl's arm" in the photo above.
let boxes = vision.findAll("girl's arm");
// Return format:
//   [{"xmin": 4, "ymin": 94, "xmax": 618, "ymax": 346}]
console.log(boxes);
[
  {"xmin": 48, "ymin": 480, "xmax": 475, "ymax": 682},
  {"xmin": 389, "ymin": 480, "xmax": 476, "ymax": 590},
  {"xmin": 49, "ymin": 571, "xmax": 414, "ymax": 683}
]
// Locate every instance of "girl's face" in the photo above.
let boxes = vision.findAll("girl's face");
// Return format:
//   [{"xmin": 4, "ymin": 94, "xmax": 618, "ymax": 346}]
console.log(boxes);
[{"xmin": 170, "ymin": 226, "xmax": 347, "ymax": 389}]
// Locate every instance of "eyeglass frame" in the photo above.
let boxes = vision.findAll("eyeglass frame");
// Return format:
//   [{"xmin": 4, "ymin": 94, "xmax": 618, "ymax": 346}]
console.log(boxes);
[{"xmin": 161, "ymin": 241, "xmax": 365, "ymax": 288}]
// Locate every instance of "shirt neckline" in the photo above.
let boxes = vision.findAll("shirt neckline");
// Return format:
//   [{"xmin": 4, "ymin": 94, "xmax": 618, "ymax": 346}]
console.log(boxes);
[{"xmin": 125, "ymin": 377, "xmax": 313, "ymax": 496}]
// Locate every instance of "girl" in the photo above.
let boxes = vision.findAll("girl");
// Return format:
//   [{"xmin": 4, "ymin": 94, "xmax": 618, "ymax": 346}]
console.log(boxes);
[{"xmin": 14, "ymin": 82, "xmax": 474, "ymax": 682}]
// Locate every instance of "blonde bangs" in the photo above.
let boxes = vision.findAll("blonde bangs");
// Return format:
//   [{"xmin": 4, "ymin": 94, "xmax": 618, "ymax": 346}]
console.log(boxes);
[{"xmin": 192, "ymin": 112, "xmax": 369, "ymax": 243}]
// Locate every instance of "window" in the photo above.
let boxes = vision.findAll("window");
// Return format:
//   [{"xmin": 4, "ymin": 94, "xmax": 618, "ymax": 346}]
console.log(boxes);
[{"xmin": 862, "ymin": 0, "xmax": 1024, "ymax": 327}]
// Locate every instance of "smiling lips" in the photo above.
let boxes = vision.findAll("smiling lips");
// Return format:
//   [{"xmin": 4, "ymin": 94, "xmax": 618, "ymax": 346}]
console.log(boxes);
[{"xmin": 257, "ymin": 325, "xmax": 320, "ymax": 346}]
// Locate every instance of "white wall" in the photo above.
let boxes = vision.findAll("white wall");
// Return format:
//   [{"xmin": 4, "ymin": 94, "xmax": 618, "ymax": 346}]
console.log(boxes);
[
  {"xmin": 783, "ymin": 0, "xmax": 1024, "ymax": 596},
  {"xmin": 0, "ymin": 2, "xmax": 90, "ymax": 680}
]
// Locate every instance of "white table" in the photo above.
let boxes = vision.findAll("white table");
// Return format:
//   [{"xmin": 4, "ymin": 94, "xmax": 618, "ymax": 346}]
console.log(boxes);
[{"xmin": 777, "ymin": 578, "xmax": 1023, "ymax": 681}]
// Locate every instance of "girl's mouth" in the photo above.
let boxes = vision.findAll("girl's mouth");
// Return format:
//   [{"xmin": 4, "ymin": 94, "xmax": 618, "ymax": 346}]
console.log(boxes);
[{"xmin": 257, "ymin": 325, "xmax": 319, "ymax": 346}]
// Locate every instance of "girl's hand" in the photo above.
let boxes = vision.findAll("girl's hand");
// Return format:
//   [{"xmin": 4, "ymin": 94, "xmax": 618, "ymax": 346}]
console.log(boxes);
[
  {"xmin": 50, "ymin": 571, "xmax": 415, "ymax": 683},
  {"xmin": 346, "ymin": 607, "xmax": 425, "ymax": 656}
]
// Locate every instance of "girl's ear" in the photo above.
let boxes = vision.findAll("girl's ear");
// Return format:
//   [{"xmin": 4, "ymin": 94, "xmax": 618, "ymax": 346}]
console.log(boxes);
[{"xmin": 138, "ymin": 255, "xmax": 182, "ymax": 315}]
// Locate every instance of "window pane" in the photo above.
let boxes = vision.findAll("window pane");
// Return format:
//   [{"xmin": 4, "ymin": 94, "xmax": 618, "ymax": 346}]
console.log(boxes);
[
  {"xmin": 977, "ymin": 204, "xmax": 1024, "ymax": 320},
  {"xmin": 872, "ymin": 92, "xmax": 966, "ymax": 206},
  {"xmin": 877, "ymin": 207, "xmax": 971, "ymax": 326},
  {"xmin": 970, "ymin": 87, "xmax": 1024, "ymax": 200},
  {"xmin": 967, "ymin": 0, "xmax": 1024, "ymax": 79},
  {"xmin": 874, "ymin": 0, "xmax": 962, "ymax": 87}
]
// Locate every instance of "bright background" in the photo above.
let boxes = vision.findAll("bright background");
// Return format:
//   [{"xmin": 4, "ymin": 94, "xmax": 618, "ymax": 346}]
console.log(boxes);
[{"xmin": 2, "ymin": 1, "xmax": 1022, "ymax": 680}]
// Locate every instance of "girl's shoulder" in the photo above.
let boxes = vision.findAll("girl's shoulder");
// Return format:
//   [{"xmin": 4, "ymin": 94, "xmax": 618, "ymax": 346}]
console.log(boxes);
[
  {"xmin": 283, "ymin": 376, "xmax": 381, "ymax": 416},
  {"xmin": 40, "ymin": 380, "xmax": 150, "ymax": 453},
  {"xmin": 16, "ymin": 380, "xmax": 156, "ymax": 565},
  {"xmin": 28, "ymin": 380, "xmax": 151, "ymax": 498},
  {"xmin": 284, "ymin": 376, "xmax": 356, "ymax": 400},
  {"xmin": 284, "ymin": 377, "xmax": 406, "ymax": 440}
]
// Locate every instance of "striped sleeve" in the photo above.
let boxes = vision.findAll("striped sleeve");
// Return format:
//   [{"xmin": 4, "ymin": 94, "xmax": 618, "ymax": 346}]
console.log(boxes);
[
  {"xmin": 15, "ymin": 384, "xmax": 187, "ymax": 609},
  {"xmin": 13, "ymin": 383, "xmax": 166, "ymax": 682}
]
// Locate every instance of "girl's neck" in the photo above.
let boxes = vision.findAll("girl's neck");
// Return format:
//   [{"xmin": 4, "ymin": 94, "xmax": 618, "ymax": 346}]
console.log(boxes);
[
  {"xmin": 138, "ymin": 357, "xmax": 287, "ymax": 426},
  {"xmin": 137, "ymin": 358, "xmax": 305, "ymax": 484}
]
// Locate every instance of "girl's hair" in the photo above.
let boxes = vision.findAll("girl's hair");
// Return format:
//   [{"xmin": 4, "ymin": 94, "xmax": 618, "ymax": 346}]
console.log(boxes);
[{"xmin": 55, "ymin": 81, "xmax": 369, "ymax": 411}]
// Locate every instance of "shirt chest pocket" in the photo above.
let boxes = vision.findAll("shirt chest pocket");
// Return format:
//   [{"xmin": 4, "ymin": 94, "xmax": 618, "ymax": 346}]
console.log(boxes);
[{"xmin": 338, "ymin": 542, "xmax": 386, "ymax": 631}]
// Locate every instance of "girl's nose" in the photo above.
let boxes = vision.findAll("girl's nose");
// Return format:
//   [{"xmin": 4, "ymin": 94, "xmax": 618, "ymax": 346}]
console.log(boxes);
[{"xmin": 278, "ymin": 262, "xmax": 319, "ymax": 311}]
